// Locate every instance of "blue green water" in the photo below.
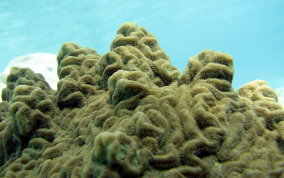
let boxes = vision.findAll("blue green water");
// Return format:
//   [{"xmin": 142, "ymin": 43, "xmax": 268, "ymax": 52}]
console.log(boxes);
[{"xmin": 0, "ymin": 0, "xmax": 284, "ymax": 90}]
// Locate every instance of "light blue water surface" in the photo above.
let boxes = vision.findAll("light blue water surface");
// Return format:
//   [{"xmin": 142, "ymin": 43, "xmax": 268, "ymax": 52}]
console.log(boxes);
[{"xmin": 0, "ymin": 0, "xmax": 283, "ymax": 90}]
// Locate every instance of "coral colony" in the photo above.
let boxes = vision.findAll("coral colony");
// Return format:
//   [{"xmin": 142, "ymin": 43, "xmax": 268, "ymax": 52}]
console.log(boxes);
[{"xmin": 0, "ymin": 22, "xmax": 284, "ymax": 177}]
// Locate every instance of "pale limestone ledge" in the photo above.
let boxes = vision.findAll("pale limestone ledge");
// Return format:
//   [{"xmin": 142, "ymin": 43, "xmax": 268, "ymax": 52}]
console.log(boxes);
[{"xmin": 276, "ymin": 88, "xmax": 284, "ymax": 109}]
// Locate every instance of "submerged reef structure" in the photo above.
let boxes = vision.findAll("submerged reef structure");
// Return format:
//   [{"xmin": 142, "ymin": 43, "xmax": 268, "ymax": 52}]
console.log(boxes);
[{"xmin": 1, "ymin": 22, "xmax": 284, "ymax": 178}]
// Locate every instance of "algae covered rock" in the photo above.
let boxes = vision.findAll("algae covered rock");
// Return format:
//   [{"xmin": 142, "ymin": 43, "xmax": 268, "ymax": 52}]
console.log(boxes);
[{"xmin": 0, "ymin": 22, "xmax": 284, "ymax": 177}]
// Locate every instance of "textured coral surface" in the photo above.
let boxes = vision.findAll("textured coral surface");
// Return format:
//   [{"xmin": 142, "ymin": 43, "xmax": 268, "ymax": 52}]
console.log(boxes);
[{"xmin": 1, "ymin": 22, "xmax": 284, "ymax": 178}]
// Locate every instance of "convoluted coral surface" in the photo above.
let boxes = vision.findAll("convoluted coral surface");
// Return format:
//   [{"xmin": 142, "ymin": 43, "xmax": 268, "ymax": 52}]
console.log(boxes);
[{"xmin": 1, "ymin": 22, "xmax": 284, "ymax": 178}]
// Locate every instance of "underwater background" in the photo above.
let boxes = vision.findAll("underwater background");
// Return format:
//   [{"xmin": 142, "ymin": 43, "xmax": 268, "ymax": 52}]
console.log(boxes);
[{"xmin": 0, "ymin": 0, "xmax": 283, "ymax": 90}]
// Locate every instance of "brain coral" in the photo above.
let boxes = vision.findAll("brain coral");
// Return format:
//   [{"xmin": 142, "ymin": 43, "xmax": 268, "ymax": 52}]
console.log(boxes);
[{"xmin": 1, "ymin": 22, "xmax": 284, "ymax": 178}]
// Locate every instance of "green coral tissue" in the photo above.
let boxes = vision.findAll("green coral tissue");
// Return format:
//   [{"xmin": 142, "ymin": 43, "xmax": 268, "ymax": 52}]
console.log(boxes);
[{"xmin": 1, "ymin": 22, "xmax": 284, "ymax": 178}]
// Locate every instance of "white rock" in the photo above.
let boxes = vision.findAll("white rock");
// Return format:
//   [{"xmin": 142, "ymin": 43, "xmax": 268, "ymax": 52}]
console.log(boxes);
[
  {"xmin": 0, "ymin": 53, "xmax": 58, "ymax": 102},
  {"xmin": 276, "ymin": 88, "xmax": 284, "ymax": 109}
]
